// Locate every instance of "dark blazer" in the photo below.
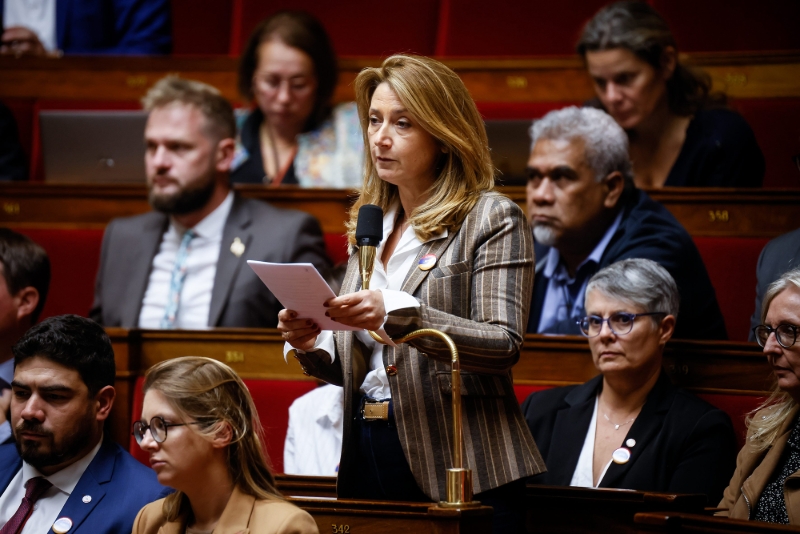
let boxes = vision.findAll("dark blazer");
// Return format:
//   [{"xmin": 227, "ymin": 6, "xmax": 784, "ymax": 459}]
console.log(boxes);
[
  {"xmin": 0, "ymin": 0, "xmax": 171, "ymax": 55},
  {"xmin": 750, "ymin": 227, "xmax": 800, "ymax": 339},
  {"xmin": 90, "ymin": 195, "xmax": 331, "ymax": 328},
  {"xmin": 665, "ymin": 108, "xmax": 764, "ymax": 188},
  {"xmin": 522, "ymin": 372, "xmax": 737, "ymax": 505},
  {"xmin": 528, "ymin": 189, "xmax": 727, "ymax": 340},
  {"xmin": 294, "ymin": 192, "xmax": 546, "ymax": 502},
  {"xmin": 0, "ymin": 440, "xmax": 170, "ymax": 534}
]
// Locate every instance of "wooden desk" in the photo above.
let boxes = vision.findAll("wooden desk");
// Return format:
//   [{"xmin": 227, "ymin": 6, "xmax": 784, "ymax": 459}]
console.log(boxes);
[
  {"xmin": 288, "ymin": 497, "xmax": 493, "ymax": 534},
  {"xmin": 526, "ymin": 485, "xmax": 707, "ymax": 534},
  {"xmin": 274, "ymin": 475, "xmax": 710, "ymax": 534},
  {"xmin": 634, "ymin": 512, "xmax": 800, "ymax": 533},
  {"xmin": 2, "ymin": 52, "xmax": 799, "ymax": 103},
  {"xmin": 3, "ymin": 183, "xmax": 799, "ymax": 239}
]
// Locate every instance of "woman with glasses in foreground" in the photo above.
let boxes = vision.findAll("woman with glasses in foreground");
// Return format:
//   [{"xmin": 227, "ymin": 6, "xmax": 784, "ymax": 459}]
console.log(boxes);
[
  {"xmin": 523, "ymin": 258, "xmax": 736, "ymax": 503},
  {"xmin": 131, "ymin": 356, "xmax": 319, "ymax": 534},
  {"xmin": 719, "ymin": 267, "xmax": 800, "ymax": 524}
]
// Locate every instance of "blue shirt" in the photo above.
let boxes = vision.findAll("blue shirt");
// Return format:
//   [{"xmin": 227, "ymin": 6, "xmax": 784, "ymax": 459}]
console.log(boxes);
[{"xmin": 537, "ymin": 211, "xmax": 623, "ymax": 334}]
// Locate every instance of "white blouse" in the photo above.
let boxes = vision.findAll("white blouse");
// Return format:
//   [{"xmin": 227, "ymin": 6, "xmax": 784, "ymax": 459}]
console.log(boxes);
[{"xmin": 570, "ymin": 396, "xmax": 613, "ymax": 488}]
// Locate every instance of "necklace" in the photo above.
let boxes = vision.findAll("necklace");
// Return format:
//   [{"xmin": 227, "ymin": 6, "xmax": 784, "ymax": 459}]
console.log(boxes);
[{"xmin": 603, "ymin": 412, "xmax": 636, "ymax": 431}]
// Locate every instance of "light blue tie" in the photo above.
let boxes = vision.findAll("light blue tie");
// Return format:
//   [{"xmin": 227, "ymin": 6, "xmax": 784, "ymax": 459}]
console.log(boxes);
[{"xmin": 160, "ymin": 229, "xmax": 196, "ymax": 329}]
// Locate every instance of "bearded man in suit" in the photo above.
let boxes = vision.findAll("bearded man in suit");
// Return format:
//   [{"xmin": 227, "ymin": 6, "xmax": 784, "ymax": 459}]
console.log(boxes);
[{"xmin": 90, "ymin": 76, "xmax": 330, "ymax": 329}]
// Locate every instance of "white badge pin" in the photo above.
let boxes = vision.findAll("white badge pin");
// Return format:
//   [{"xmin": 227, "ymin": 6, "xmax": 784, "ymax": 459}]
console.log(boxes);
[
  {"xmin": 230, "ymin": 237, "xmax": 246, "ymax": 258},
  {"xmin": 52, "ymin": 517, "xmax": 73, "ymax": 534},
  {"xmin": 626, "ymin": 438, "xmax": 636, "ymax": 448},
  {"xmin": 612, "ymin": 447, "xmax": 632, "ymax": 464},
  {"xmin": 82, "ymin": 495, "xmax": 92, "ymax": 503}
]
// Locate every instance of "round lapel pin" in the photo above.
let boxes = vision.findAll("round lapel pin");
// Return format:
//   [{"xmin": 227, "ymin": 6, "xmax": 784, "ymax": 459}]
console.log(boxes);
[
  {"xmin": 625, "ymin": 438, "xmax": 636, "ymax": 448},
  {"xmin": 418, "ymin": 254, "xmax": 437, "ymax": 271},
  {"xmin": 82, "ymin": 495, "xmax": 92, "ymax": 503},
  {"xmin": 611, "ymin": 447, "xmax": 631, "ymax": 464},
  {"xmin": 52, "ymin": 517, "xmax": 73, "ymax": 533}
]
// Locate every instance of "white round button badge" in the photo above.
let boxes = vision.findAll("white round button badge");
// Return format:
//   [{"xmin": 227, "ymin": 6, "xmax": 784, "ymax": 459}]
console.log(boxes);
[
  {"xmin": 612, "ymin": 447, "xmax": 631, "ymax": 464},
  {"xmin": 626, "ymin": 438, "xmax": 636, "ymax": 448},
  {"xmin": 82, "ymin": 495, "xmax": 92, "ymax": 503},
  {"xmin": 52, "ymin": 517, "xmax": 73, "ymax": 534}
]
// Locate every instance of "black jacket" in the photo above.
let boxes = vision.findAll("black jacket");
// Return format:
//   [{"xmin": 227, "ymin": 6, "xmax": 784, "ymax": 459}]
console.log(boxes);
[
  {"xmin": 522, "ymin": 372, "xmax": 737, "ymax": 505},
  {"xmin": 528, "ymin": 188, "xmax": 727, "ymax": 340}
]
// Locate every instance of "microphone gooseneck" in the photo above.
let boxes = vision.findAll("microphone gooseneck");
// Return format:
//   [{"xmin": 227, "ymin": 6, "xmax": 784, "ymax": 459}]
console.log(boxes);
[{"xmin": 355, "ymin": 204, "xmax": 383, "ymax": 291}]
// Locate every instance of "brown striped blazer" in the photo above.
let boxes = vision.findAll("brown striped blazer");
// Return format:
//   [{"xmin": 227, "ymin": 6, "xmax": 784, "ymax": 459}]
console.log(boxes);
[{"xmin": 294, "ymin": 191, "xmax": 545, "ymax": 501}]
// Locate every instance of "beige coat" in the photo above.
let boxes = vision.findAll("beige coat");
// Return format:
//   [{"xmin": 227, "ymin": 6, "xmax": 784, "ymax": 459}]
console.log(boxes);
[
  {"xmin": 718, "ymin": 404, "xmax": 800, "ymax": 522},
  {"xmin": 132, "ymin": 487, "xmax": 319, "ymax": 534}
]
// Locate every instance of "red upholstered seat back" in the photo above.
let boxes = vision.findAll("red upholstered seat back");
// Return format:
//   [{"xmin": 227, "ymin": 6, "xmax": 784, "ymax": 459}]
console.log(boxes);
[
  {"xmin": 651, "ymin": 0, "xmax": 800, "ymax": 52},
  {"xmin": 13, "ymin": 228, "xmax": 104, "ymax": 320},
  {"xmin": 170, "ymin": 0, "xmax": 232, "ymax": 56},
  {"xmin": 731, "ymin": 99, "xmax": 800, "ymax": 190},
  {"xmin": 476, "ymin": 101, "xmax": 580, "ymax": 121},
  {"xmin": 232, "ymin": 1, "xmax": 440, "ymax": 57},
  {"xmin": 129, "ymin": 375, "xmax": 317, "ymax": 474},
  {"xmin": 436, "ymin": 0, "xmax": 608, "ymax": 56},
  {"xmin": 692, "ymin": 237, "xmax": 769, "ymax": 341}
]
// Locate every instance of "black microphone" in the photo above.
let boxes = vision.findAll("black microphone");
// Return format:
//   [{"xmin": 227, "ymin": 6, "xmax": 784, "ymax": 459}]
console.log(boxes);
[{"xmin": 355, "ymin": 204, "xmax": 383, "ymax": 290}]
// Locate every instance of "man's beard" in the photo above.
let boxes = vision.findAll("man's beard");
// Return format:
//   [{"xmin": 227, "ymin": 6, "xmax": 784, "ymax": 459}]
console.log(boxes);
[
  {"xmin": 148, "ymin": 171, "xmax": 216, "ymax": 215},
  {"xmin": 14, "ymin": 409, "xmax": 96, "ymax": 471},
  {"xmin": 532, "ymin": 224, "xmax": 558, "ymax": 247}
]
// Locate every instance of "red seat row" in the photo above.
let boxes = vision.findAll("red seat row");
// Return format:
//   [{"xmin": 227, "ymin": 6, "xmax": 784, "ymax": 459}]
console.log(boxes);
[
  {"xmin": 171, "ymin": 0, "xmax": 800, "ymax": 57},
  {"xmin": 10, "ymin": 227, "xmax": 770, "ymax": 342}
]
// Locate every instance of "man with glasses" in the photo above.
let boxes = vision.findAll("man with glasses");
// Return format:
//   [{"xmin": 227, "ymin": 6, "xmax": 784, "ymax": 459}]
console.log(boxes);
[
  {"xmin": 0, "ymin": 315, "xmax": 169, "ymax": 534},
  {"xmin": 525, "ymin": 106, "xmax": 726, "ymax": 340}
]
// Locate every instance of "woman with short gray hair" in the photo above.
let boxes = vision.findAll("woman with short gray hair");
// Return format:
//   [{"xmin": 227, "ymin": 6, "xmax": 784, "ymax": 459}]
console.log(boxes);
[{"xmin": 523, "ymin": 258, "xmax": 737, "ymax": 503}]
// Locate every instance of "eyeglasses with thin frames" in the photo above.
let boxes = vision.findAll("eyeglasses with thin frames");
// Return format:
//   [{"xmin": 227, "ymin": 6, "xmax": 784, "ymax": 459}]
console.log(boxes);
[
  {"xmin": 577, "ymin": 312, "xmax": 667, "ymax": 338},
  {"xmin": 132, "ymin": 416, "xmax": 205, "ymax": 445},
  {"xmin": 753, "ymin": 324, "xmax": 799, "ymax": 349}
]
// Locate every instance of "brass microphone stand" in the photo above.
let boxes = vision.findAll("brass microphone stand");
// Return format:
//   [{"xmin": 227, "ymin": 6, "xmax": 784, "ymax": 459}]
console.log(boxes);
[{"xmin": 359, "ymin": 247, "xmax": 479, "ymax": 508}]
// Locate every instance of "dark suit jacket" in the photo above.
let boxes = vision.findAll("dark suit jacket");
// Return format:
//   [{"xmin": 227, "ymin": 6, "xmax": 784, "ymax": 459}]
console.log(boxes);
[
  {"xmin": 522, "ymin": 372, "xmax": 737, "ymax": 505},
  {"xmin": 0, "ymin": 440, "xmax": 169, "ymax": 534},
  {"xmin": 294, "ymin": 192, "xmax": 546, "ymax": 502},
  {"xmin": 0, "ymin": 0, "xmax": 171, "ymax": 55},
  {"xmin": 90, "ymin": 195, "xmax": 331, "ymax": 328},
  {"xmin": 750, "ymin": 227, "xmax": 800, "ymax": 339},
  {"xmin": 528, "ymin": 189, "xmax": 727, "ymax": 340}
]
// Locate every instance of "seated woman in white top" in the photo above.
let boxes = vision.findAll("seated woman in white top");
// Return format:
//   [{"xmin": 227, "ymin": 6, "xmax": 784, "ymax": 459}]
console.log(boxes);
[{"xmin": 523, "ymin": 258, "xmax": 737, "ymax": 504}]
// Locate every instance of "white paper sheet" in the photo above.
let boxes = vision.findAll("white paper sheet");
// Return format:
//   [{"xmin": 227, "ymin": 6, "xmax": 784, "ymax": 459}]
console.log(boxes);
[{"xmin": 247, "ymin": 261, "xmax": 360, "ymax": 332}]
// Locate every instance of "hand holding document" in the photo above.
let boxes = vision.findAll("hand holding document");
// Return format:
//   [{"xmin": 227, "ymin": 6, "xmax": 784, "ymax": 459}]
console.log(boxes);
[{"xmin": 247, "ymin": 261, "xmax": 359, "ymax": 332}]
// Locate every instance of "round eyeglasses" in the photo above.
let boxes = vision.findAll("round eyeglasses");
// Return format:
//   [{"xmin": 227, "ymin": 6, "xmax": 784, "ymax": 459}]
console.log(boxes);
[
  {"xmin": 132, "ymin": 416, "xmax": 205, "ymax": 445},
  {"xmin": 753, "ymin": 324, "xmax": 799, "ymax": 349},
  {"xmin": 577, "ymin": 312, "xmax": 667, "ymax": 338}
]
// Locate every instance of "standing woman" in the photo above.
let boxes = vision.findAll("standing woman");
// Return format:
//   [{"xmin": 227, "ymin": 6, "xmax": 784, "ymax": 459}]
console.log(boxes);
[
  {"xmin": 132, "ymin": 356, "xmax": 318, "ymax": 534},
  {"xmin": 233, "ymin": 11, "xmax": 363, "ymax": 187},
  {"xmin": 578, "ymin": 1, "xmax": 764, "ymax": 188},
  {"xmin": 279, "ymin": 55, "xmax": 544, "ymax": 533}
]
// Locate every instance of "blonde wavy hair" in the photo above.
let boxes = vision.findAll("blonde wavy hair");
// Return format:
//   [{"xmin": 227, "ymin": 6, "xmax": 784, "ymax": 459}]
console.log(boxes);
[
  {"xmin": 142, "ymin": 357, "xmax": 281, "ymax": 521},
  {"xmin": 346, "ymin": 55, "xmax": 495, "ymax": 244},
  {"xmin": 745, "ymin": 266, "xmax": 800, "ymax": 452}
]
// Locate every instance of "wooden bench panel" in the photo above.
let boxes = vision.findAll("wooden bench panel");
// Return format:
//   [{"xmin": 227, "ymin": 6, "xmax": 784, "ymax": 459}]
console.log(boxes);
[
  {"xmin": 634, "ymin": 511, "xmax": 800, "ymax": 533},
  {"xmin": 3, "ymin": 184, "xmax": 799, "ymax": 239},
  {"xmin": 1, "ymin": 54, "xmax": 799, "ymax": 103}
]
